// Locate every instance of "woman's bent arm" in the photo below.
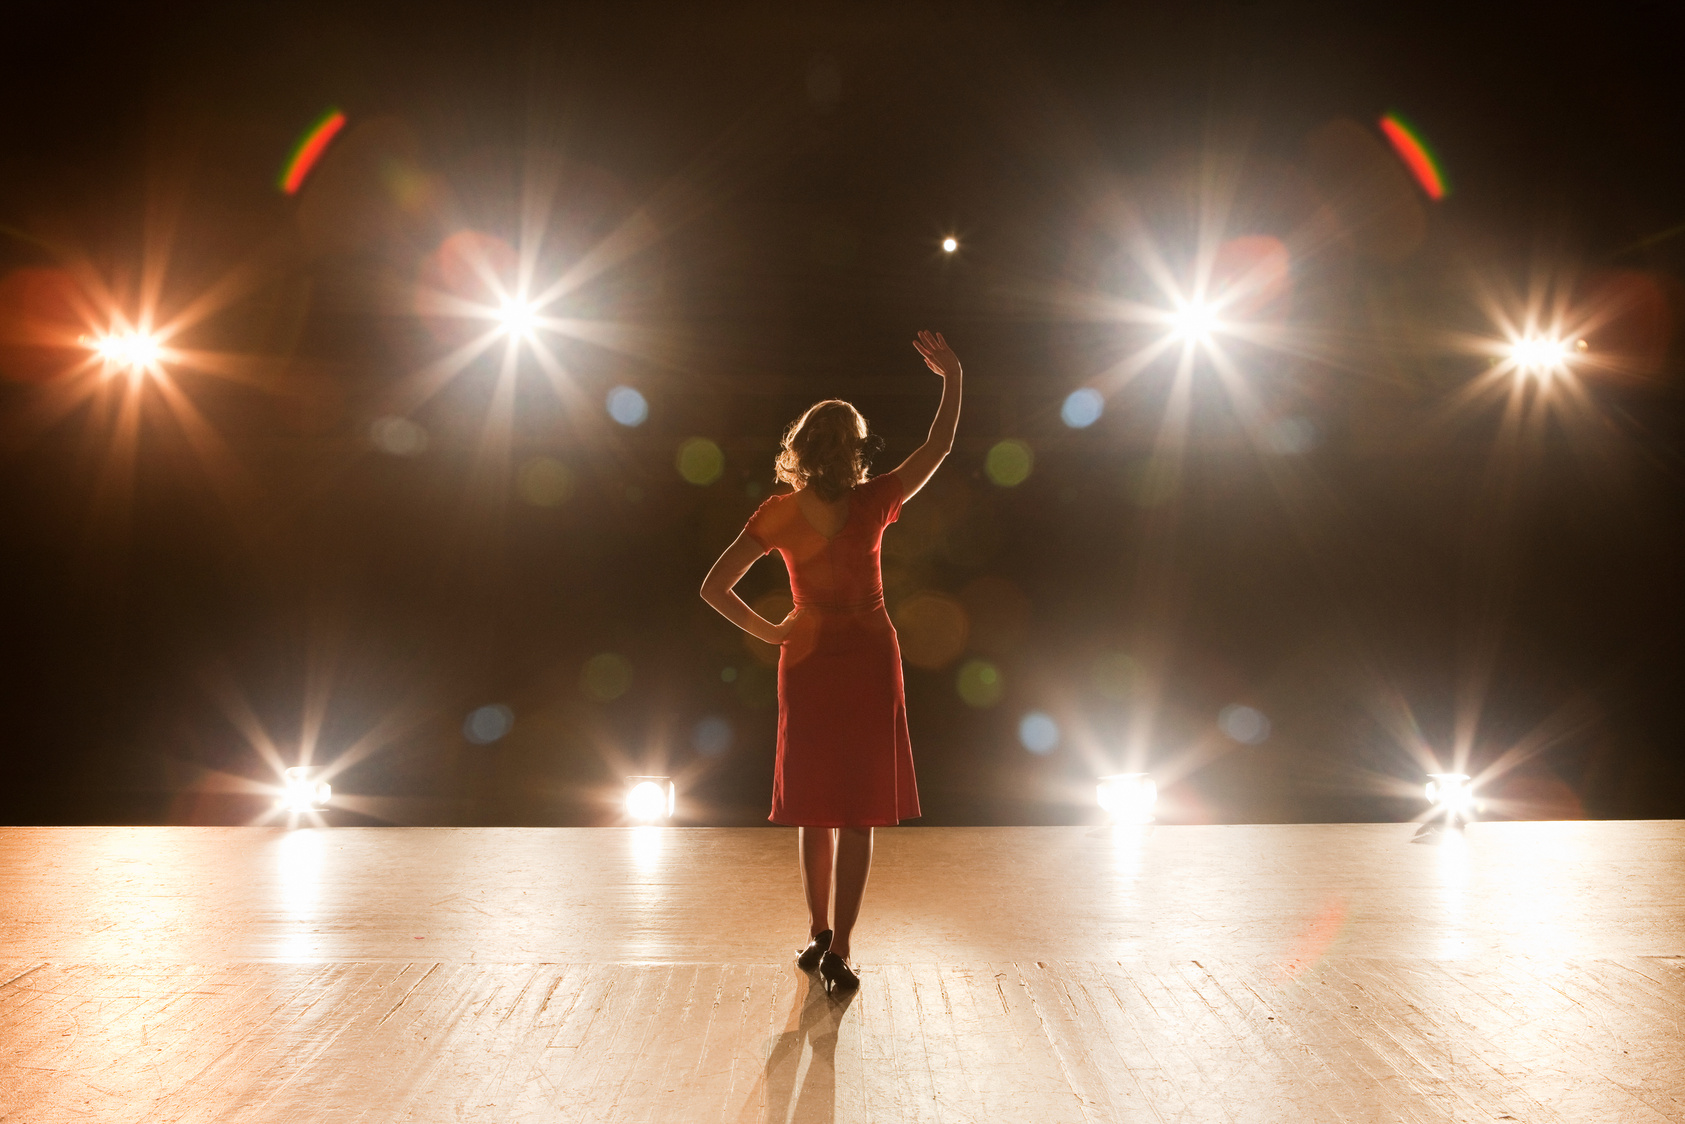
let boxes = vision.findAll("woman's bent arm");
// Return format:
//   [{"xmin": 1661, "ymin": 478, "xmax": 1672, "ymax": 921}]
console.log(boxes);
[
  {"xmin": 892, "ymin": 330, "xmax": 962, "ymax": 500},
  {"xmin": 700, "ymin": 530, "xmax": 793, "ymax": 644}
]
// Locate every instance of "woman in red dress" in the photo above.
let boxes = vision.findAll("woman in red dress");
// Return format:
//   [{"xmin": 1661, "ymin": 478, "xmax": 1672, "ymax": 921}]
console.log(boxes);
[{"xmin": 701, "ymin": 330, "xmax": 963, "ymax": 991}]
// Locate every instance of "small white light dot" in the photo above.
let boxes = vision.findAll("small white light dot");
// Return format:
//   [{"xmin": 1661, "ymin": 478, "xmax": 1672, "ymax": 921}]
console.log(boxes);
[{"xmin": 941, "ymin": 237, "xmax": 957, "ymax": 253}]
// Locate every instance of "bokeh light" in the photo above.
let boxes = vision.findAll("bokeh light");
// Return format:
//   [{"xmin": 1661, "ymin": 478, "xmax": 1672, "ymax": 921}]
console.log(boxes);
[
  {"xmin": 370, "ymin": 415, "xmax": 428, "ymax": 456},
  {"xmin": 676, "ymin": 437, "xmax": 725, "ymax": 485},
  {"xmin": 606, "ymin": 385, "xmax": 649, "ymax": 426},
  {"xmin": 892, "ymin": 591, "xmax": 969, "ymax": 669},
  {"xmin": 1018, "ymin": 711, "xmax": 1060, "ymax": 754},
  {"xmin": 518, "ymin": 456, "xmax": 575, "ymax": 506},
  {"xmin": 463, "ymin": 704, "xmax": 514, "ymax": 744},
  {"xmin": 692, "ymin": 715, "xmax": 733, "ymax": 756},
  {"xmin": 984, "ymin": 439, "xmax": 1033, "ymax": 487},
  {"xmin": 1218, "ymin": 704, "xmax": 1271, "ymax": 745},
  {"xmin": 581, "ymin": 653, "xmax": 634, "ymax": 701},
  {"xmin": 956, "ymin": 658, "xmax": 1003, "ymax": 707},
  {"xmin": 1060, "ymin": 387, "xmax": 1104, "ymax": 428}
]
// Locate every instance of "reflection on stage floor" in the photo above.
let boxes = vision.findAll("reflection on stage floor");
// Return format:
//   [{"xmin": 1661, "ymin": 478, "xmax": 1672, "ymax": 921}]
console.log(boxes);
[{"xmin": 2, "ymin": 822, "xmax": 1682, "ymax": 1122}]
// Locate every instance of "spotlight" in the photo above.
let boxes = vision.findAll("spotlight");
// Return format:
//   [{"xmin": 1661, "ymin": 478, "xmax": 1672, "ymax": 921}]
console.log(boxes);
[
  {"xmin": 1168, "ymin": 299, "xmax": 1220, "ymax": 341},
  {"xmin": 496, "ymin": 297, "xmax": 539, "ymax": 337},
  {"xmin": 625, "ymin": 776, "xmax": 675, "ymax": 821},
  {"xmin": 941, "ymin": 237, "xmax": 958, "ymax": 253},
  {"xmin": 280, "ymin": 766, "xmax": 331, "ymax": 812},
  {"xmin": 1424, "ymin": 772, "xmax": 1480, "ymax": 820},
  {"xmin": 1507, "ymin": 335, "xmax": 1569, "ymax": 375},
  {"xmin": 1097, "ymin": 773, "xmax": 1157, "ymax": 824},
  {"xmin": 87, "ymin": 330, "xmax": 163, "ymax": 372}
]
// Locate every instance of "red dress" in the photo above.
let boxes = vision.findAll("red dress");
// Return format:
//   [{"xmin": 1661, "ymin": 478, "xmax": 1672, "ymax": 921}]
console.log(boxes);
[{"xmin": 745, "ymin": 473, "xmax": 920, "ymax": 826}]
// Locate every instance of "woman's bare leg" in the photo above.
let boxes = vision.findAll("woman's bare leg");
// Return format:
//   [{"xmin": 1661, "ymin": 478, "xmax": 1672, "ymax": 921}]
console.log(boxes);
[
  {"xmin": 828, "ymin": 826, "xmax": 873, "ymax": 960},
  {"xmin": 798, "ymin": 827, "xmax": 834, "ymax": 938}
]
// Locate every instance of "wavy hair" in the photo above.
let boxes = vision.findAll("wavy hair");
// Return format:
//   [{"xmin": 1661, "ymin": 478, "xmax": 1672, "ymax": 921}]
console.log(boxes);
[{"xmin": 774, "ymin": 399, "xmax": 880, "ymax": 501}]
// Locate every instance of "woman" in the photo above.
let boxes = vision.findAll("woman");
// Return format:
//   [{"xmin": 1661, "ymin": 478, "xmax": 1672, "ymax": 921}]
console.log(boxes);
[{"xmin": 700, "ymin": 330, "xmax": 963, "ymax": 992}]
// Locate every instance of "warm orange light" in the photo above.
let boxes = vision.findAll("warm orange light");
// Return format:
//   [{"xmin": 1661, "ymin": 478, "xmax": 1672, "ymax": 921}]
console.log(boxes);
[{"xmin": 86, "ymin": 330, "xmax": 163, "ymax": 372}]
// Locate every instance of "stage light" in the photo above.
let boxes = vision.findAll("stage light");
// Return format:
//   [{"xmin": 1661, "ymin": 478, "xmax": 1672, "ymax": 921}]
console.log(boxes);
[
  {"xmin": 1508, "ymin": 335, "xmax": 1570, "ymax": 376},
  {"xmin": 1168, "ymin": 298, "xmax": 1220, "ymax": 341},
  {"xmin": 941, "ymin": 237, "xmax": 957, "ymax": 253},
  {"xmin": 1425, "ymin": 773, "xmax": 1480, "ymax": 819},
  {"xmin": 1097, "ymin": 773, "xmax": 1157, "ymax": 824},
  {"xmin": 280, "ymin": 766, "xmax": 331, "ymax": 813},
  {"xmin": 496, "ymin": 297, "xmax": 539, "ymax": 337},
  {"xmin": 87, "ymin": 330, "xmax": 162, "ymax": 372},
  {"xmin": 626, "ymin": 776, "xmax": 675, "ymax": 821}
]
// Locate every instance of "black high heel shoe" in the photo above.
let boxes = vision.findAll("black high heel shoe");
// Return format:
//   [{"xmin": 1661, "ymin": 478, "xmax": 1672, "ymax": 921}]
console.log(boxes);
[
  {"xmin": 796, "ymin": 929, "xmax": 833, "ymax": 971},
  {"xmin": 818, "ymin": 950, "xmax": 859, "ymax": 994}
]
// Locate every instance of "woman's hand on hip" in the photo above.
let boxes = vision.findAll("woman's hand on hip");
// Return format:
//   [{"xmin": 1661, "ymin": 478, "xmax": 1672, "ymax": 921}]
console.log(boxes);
[{"xmin": 775, "ymin": 608, "xmax": 806, "ymax": 644}]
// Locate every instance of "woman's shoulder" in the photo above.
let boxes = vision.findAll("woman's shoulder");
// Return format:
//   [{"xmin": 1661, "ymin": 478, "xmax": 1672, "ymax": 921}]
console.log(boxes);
[
  {"xmin": 747, "ymin": 487, "xmax": 799, "ymax": 529},
  {"xmin": 860, "ymin": 472, "xmax": 903, "ymax": 499}
]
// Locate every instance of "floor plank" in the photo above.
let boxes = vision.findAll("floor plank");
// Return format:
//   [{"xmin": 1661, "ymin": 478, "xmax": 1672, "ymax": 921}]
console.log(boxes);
[{"xmin": 1, "ymin": 824, "xmax": 1682, "ymax": 1122}]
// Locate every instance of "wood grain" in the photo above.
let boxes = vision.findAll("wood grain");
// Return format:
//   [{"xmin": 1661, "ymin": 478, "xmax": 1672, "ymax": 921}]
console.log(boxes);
[{"xmin": 1, "ymin": 823, "xmax": 1681, "ymax": 1121}]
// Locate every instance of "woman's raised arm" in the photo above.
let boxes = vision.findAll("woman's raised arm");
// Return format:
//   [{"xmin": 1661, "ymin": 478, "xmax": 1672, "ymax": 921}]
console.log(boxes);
[{"xmin": 890, "ymin": 330, "xmax": 963, "ymax": 501}]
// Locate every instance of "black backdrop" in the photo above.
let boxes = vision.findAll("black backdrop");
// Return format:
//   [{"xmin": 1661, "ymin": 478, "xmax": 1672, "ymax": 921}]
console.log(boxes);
[{"xmin": 2, "ymin": 0, "xmax": 1682, "ymax": 826}]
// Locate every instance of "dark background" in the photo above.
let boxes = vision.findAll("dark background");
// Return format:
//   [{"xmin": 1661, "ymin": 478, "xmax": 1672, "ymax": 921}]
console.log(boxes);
[{"xmin": 2, "ymin": 1, "xmax": 1682, "ymax": 827}]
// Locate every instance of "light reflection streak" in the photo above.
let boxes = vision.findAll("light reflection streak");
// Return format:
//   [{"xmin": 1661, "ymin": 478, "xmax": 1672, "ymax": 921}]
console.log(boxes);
[
  {"xmin": 1430, "ymin": 826, "xmax": 1471, "ymax": 960},
  {"xmin": 273, "ymin": 827, "xmax": 326, "ymax": 961},
  {"xmin": 626, "ymin": 826, "xmax": 667, "ymax": 962}
]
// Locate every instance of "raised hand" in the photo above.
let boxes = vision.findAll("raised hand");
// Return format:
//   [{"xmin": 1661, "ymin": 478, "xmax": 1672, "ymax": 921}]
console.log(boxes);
[{"xmin": 912, "ymin": 330, "xmax": 962, "ymax": 379}]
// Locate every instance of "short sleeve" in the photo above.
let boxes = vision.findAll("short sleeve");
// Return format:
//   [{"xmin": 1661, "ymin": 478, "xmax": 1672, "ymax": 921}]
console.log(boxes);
[
  {"xmin": 871, "ymin": 472, "xmax": 905, "ymax": 526},
  {"xmin": 743, "ymin": 496, "xmax": 778, "ymax": 555}
]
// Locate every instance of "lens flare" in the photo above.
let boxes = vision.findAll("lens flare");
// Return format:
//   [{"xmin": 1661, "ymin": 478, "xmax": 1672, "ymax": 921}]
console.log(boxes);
[
  {"xmin": 279, "ymin": 108, "xmax": 347, "ymax": 195},
  {"xmin": 1378, "ymin": 113, "xmax": 1448, "ymax": 201}
]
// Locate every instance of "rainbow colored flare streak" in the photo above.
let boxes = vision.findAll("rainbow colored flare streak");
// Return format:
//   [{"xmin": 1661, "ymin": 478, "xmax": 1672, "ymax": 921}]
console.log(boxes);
[
  {"xmin": 279, "ymin": 108, "xmax": 347, "ymax": 195},
  {"xmin": 1379, "ymin": 113, "xmax": 1447, "ymax": 201}
]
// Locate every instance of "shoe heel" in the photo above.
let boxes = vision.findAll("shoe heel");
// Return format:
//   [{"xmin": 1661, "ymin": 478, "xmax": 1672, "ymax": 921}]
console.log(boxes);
[
  {"xmin": 796, "ymin": 929, "xmax": 833, "ymax": 972},
  {"xmin": 818, "ymin": 951, "xmax": 858, "ymax": 993}
]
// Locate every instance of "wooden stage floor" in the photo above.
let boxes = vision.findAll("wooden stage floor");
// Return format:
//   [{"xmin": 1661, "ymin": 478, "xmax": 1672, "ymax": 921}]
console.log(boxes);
[{"xmin": 2, "ymin": 822, "xmax": 1682, "ymax": 1122}]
